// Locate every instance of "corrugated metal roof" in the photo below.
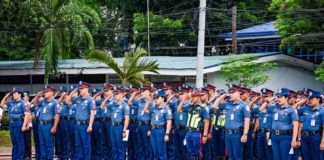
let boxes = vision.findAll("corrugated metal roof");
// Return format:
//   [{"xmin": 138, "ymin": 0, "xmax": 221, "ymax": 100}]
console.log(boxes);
[
  {"xmin": 0, "ymin": 52, "xmax": 280, "ymax": 70},
  {"xmin": 224, "ymin": 21, "xmax": 278, "ymax": 38}
]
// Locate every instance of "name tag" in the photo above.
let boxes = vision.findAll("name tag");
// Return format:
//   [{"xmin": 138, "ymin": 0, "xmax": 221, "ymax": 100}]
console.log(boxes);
[
  {"xmin": 263, "ymin": 117, "xmax": 267, "ymax": 123},
  {"xmin": 141, "ymin": 111, "xmax": 144, "ymax": 116},
  {"xmin": 36, "ymin": 111, "xmax": 40, "ymax": 116},
  {"xmin": 311, "ymin": 119, "xmax": 316, "ymax": 126},
  {"xmin": 11, "ymin": 107, "xmax": 14, "ymax": 112},
  {"xmin": 179, "ymin": 114, "xmax": 183, "ymax": 120},
  {"xmin": 274, "ymin": 113, "xmax": 278, "ymax": 120},
  {"xmin": 230, "ymin": 113, "xmax": 234, "ymax": 120},
  {"xmin": 104, "ymin": 109, "xmax": 107, "ymax": 114},
  {"xmin": 155, "ymin": 115, "xmax": 159, "ymax": 121},
  {"xmin": 69, "ymin": 110, "xmax": 73, "ymax": 115},
  {"xmin": 131, "ymin": 109, "xmax": 134, "ymax": 115},
  {"xmin": 114, "ymin": 113, "xmax": 117, "ymax": 118},
  {"xmin": 43, "ymin": 107, "xmax": 47, "ymax": 113}
]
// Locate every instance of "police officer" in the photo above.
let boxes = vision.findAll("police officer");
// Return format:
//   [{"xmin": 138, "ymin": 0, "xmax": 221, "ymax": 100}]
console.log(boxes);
[
  {"xmin": 34, "ymin": 85, "xmax": 60, "ymax": 160},
  {"xmin": 108, "ymin": 87, "xmax": 129, "ymax": 160},
  {"xmin": 143, "ymin": 90, "xmax": 172, "ymax": 160},
  {"xmin": 100, "ymin": 83, "xmax": 115, "ymax": 160},
  {"xmin": 30, "ymin": 94, "xmax": 44, "ymax": 160},
  {"xmin": 174, "ymin": 86, "xmax": 191, "ymax": 160},
  {"xmin": 91, "ymin": 88, "xmax": 104, "ymax": 160},
  {"xmin": 259, "ymin": 88, "xmax": 299, "ymax": 160},
  {"xmin": 128, "ymin": 85, "xmax": 153, "ymax": 160},
  {"xmin": 298, "ymin": 89, "xmax": 324, "ymax": 160},
  {"xmin": 213, "ymin": 85, "xmax": 251, "ymax": 160},
  {"xmin": 127, "ymin": 85, "xmax": 139, "ymax": 160},
  {"xmin": 66, "ymin": 81, "xmax": 96, "ymax": 160},
  {"xmin": 254, "ymin": 88, "xmax": 274, "ymax": 160},
  {"xmin": 201, "ymin": 87, "xmax": 213, "ymax": 160},
  {"xmin": 181, "ymin": 88, "xmax": 210, "ymax": 159},
  {"xmin": 56, "ymin": 85, "xmax": 71, "ymax": 160},
  {"xmin": 0, "ymin": 87, "xmax": 30, "ymax": 160},
  {"xmin": 211, "ymin": 89, "xmax": 227, "ymax": 160}
]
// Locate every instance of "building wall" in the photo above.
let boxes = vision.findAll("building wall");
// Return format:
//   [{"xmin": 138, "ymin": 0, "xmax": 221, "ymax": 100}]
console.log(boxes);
[{"xmin": 207, "ymin": 63, "xmax": 324, "ymax": 92}]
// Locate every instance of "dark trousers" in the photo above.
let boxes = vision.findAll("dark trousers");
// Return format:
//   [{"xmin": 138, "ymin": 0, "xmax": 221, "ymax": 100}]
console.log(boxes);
[{"xmin": 23, "ymin": 128, "xmax": 32, "ymax": 159}]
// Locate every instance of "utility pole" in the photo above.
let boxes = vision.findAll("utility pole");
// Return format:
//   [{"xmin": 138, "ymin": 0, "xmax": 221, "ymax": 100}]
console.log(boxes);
[
  {"xmin": 196, "ymin": 0, "xmax": 206, "ymax": 88},
  {"xmin": 231, "ymin": 3, "xmax": 237, "ymax": 54},
  {"xmin": 147, "ymin": 0, "xmax": 151, "ymax": 56}
]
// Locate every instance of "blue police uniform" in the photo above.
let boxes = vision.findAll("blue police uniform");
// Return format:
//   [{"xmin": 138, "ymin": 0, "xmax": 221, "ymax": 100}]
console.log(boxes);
[
  {"xmin": 202, "ymin": 103, "xmax": 213, "ymax": 160},
  {"xmin": 185, "ymin": 103, "xmax": 210, "ymax": 158},
  {"xmin": 101, "ymin": 97, "xmax": 114, "ymax": 160},
  {"xmin": 6, "ymin": 91, "xmax": 29, "ymax": 160},
  {"xmin": 73, "ymin": 95, "xmax": 96, "ymax": 160},
  {"xmin": 38, "ymin": 98, "xmax": 60, "ymax": 160},
  {"xmin": 134, "ymin": 96, "xmax": 153, "ymax": 160},
  {"xmin": 174, "ymin": 100, "xmax": 190, "ymax": 160},
  {"xmin": 299, "ymin": 90, "xmax": 324, "ymax": 160},
  {"xmin": 110, "ymin": 99, "xmax": 129, "ymax": 160},
  {"xmin": 30, "ymin": 101, "xmax": 42, "ymax": 160},
  {"xmin": 211, "ymin": 108, "xmax": 226, "ymax": 159},
  {"xmin": 218, "ymin": 99, "xmax": 250, "ymax": 160},
  {"xmin": 128, "ymin": 98, "xmax": 138, "ymax": 160},
  {"xmin": 266, "ymin": 102, "xmax": 298, "ymax": 160},
  {"xmin": 56, "ymin": 100, "xmax": 71, "ymax": 160},
  {"xmin": 166, "ymin": 97, "xmax": 177, "ymax": 160},
  {"xmin": 149, "ymin": 102, "xmax": 173, "ymax": 160},
  {"xmin": 91, "ymin": 93, "xmax": 104, "ymax": 160},
  {"xmin": 244, "ymin": 102, "xmax": 259, "ymax": 160}
]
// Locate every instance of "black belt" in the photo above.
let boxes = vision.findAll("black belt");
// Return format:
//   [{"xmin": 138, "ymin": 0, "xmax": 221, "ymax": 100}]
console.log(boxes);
[
  {"xmin": 151, "ymin": 124, "xmax": 165, "ymax": 129},
  {"xmin": 129, "ymin": 119, "xmax": 137, "ymax": 124},
  {"xmin": 61, "ymin": 116, "xmax": 74, "ymax": 121},
  {"xmin": 75, "ymin": 120, "xmax": 88, "ymax": 125},
  {"xmin": 32, "ymin": 119, "xmax": 39, "ymax": 123},
  {"xmin": 10, "ymin": 117, "xmax": 23, "ymax": 122},
  {"xmin": 302, "ymin": 130, "xmax": 321, "ymax": 136},
  {"xmin": 258, "ymin": 128, "xmax": 271, "ymax": 133},
  {"xmin": 214, "ymin": 126, "xmax": 225, "ymax": 130},
  {"xmin": 94, "ymin": 118, "xmax": 103, "ymax": 121},
  {"xmin": 175, "ymin": 125, "xmax": 186, "ymax": 129},
  {"xmin": 137, "ymin": 120, "xmax": 150, "ymax": 126},
  {"xmin": 102, "ymin": 117, "xmax": 112, "ymax": 121},
  {"xmin": 39, "ymin": 120, "xmax": 53, "ymax": 125},
  {"xmin": 187, "ymin": 128, "xmax": 200, "ymax": 132},
  {"xmin": 112, "ymin": 121, "xmax": 123, "ymax": 126},
  {"xmin": 271, "ymin": 129, "xmax": 292, "ymax": 135},
  {"xmin": 225, "ymin": 129, "xmax": 243, "ymax": 134}
]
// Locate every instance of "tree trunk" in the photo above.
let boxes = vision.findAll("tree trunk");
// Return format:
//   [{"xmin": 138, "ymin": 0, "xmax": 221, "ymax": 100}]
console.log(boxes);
[
  {"xmin": 34, "ymin": 30, "xmax": 42, "ymax": 69},
  {"xmin": 231, "ymin": 5, "xmax": 237, "ymax": 54}
]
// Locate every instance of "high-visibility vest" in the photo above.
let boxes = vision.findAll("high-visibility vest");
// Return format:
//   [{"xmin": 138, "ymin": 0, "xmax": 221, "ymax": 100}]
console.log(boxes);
[
  {"xmin": 186, "ymin": 104, "xmax": 203, "ymax": 129},
  {"xmin": 216, "ymin": 110, "xmax": 226, "ymax": 126}
]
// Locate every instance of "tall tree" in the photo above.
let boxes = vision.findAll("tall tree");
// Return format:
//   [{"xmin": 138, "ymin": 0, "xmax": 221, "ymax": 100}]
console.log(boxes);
[
  {"xmin": 85, "ymin": 48, "xmax": 159, "ymax": 86},
  {"xmin": 20, "ymin": 0, "xmax": 101, "ymax": 83}
]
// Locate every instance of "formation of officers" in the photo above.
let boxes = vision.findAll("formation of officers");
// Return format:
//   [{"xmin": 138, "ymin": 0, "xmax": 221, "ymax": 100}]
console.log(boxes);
[{"xmin": 1, "ymin": 81, "xmax": 324, "ymax": 160}]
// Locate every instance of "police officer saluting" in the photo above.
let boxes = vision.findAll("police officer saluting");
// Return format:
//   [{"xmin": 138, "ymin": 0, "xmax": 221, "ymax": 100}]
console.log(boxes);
[
  {"xmin": 33, "ymin": 85, "xmax": 60, "ymax": 160},
  {"xmin": 91, "ymin": 88, "xmax": 104, "ymax": 160},
  {"xmin": 1, "ymin": 87, "xmax": 30, "ymax": 160},
  {"xmin": 66, "ymin": 81, "xmax": 96, "ymax": 160},
  {"xmin": 259, "ymin": 88, "xmax": 299, "ymax": 160},
  {"xmin": 143, "ymin": 90, "xmax": 172, "ymax": 160},
  {"xmin": 298, "ymin": 89, "xmax": 324, "ymax": 160},
  {"xmin": 213, "ymin": 85, "xmax": 251, "ymax": 160}
]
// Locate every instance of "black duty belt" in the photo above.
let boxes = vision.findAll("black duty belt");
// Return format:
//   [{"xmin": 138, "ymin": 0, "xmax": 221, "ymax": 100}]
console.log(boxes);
[
  {"xmin": 10, "ymin": 117, "xmax": 23, "ymax": 122},
  {"xmin": 32, "ymin": 119, "xmax": 39, "ymax": 123},
  {"xmin": 75, "ymin": 120, "xmax": 88, "ymax": 125},
  {"xmin": 61, "ymin": 116, "xmax": 74, "ymax": 121},
  {"xmin": 225, "ymin": 129, "xmax": 243, "ymax": 134},
  {"xmin": 271, "ymin": 129, "xmax": 292, "ymax": 135},
  {"xmin": 258, "ymin": 128, "xmax": 271, "ymax": 133},
  {"xmin": 112, "ymin": 121, "xmax": 123, "ymax": 126},
  {"xmin": 137, "ymin": 120, "xmax": 150, "ymax": 126},
  {"xmin": 302, "ymin": 130, "xmax": 321, "ymax": 136},
  {"xmin": 102, "ymin": 117, "xmax": 112, "ymax": 121},
  {"xmin": 214, "ymin": 126, "xmax": 225, "ymax": 130},
  {"xmin": 129, "ymin": 119, "xmax": 137, "ymax": 124},
  {"xmin": 39, "ymin": 120, "xmax": 53, "ymax": 125},
  {"xmin": 175, "ymin": 125, "xmax": 186, "ymax": 129},
  {"xmin": 94, "ymin": 118, "xmax": 103, "ymax": 121},
  {"xmin": 151, "ymin": 124, "xmax": 165, "ymax": 129},
  {"xmin": 187, "ymin": 128, "xmax": 200, "ymax": 132}
]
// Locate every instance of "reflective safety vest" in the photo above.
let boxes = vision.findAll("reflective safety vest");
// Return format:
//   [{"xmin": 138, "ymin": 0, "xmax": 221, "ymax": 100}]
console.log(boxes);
[
  {"xmin": 186, "ymin": 104, "xmax": 203, "ymax": 129},
  {"xmin": 216, "ymin": 110, "xmax": 226, "ymax": 126}
]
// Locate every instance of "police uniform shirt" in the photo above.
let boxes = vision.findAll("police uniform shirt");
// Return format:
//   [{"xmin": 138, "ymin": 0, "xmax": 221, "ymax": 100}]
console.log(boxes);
[
  {"xmin": 250, "ymin": 103, "xmax": 260, "ymax": 126},
  {"xmin": 133, "ymin": 97, "xmax": 153, "ymax": 121},
  {"xmin": 259, "ymin": 112, "xmax": 273, "ymax": 129},
  {"xmin": 30, "ymin": 100, "xmax": 44, "ymax": 120},
  {"xmin": 129, "ymin": 100, "xmax": 138, "ymax": 121},
  {"xmin": 150, "ymin": 104, "xmax": 173, "ymax": 126},
  {"xmin": 111, "ymin": 101, "xmax": 129, "ymax": 122},
  {"xmin": 99, "ymin": 97, "xmax": 115, "ymax": 118},
  {"xmin": 6, "ymin": 99, "xmax": 29, "ymax": 119},
  {"xmin": 219, "ymin": 100, "xmax": 250, "ymax": 130},
  {"xmin": 300, "ymin": 105, "xmax": 324, "ymax": 131},
  {"xmin": 94, "ymin": 99, "xmax": 103, "ymax": 118},
  {"xmin": 38, "ymin": 98, "xmax": 60, "ymax": 121},
  {"xmin": 266, "ymin": 103, "xmax": 298, "ymax": 130},
  {"xmin": 72, "ymin": 96, "xmax": 96, "ymax": 121},
  {"xmin": 174, "ymin": 100, "xmax": 190, "ymax": 126},
  {"xmin": 59, "ymin": 100, "xmax": 70, "ymax": 117}
]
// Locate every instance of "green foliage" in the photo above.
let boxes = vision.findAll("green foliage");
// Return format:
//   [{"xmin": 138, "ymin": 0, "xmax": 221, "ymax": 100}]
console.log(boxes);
[
  {"xmin": 315, "ymin": 62, "xmax": 324, "ymax": 81},
  {"xmin": 220, "ymin": 55, "xmax": 276, "ymax": 88},
  {"xmin": 84, "ymin": 48, "xmax": 159, "ymax": 86},
  {"xmin": 269, "ymin": 0, "xmax": 324, "ymax": 50}
]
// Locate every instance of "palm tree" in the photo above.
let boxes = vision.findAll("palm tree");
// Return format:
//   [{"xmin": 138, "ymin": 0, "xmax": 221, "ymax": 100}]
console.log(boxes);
[
  {"xmin": 21, "ymin": 0, "xmax": 101, "ymax": 84},
  {"xmin": 85, "ymin": 48, "xmax": 160, "ymax": 86}
]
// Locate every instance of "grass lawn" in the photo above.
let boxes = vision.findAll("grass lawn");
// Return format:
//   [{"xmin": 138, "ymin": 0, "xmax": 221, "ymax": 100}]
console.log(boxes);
[{"xmin": 0, "ymin": 130, "xmax": 11, "ymax": 148}]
